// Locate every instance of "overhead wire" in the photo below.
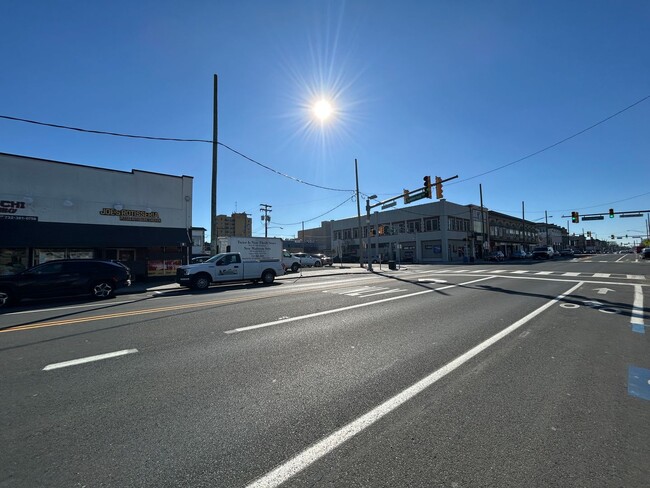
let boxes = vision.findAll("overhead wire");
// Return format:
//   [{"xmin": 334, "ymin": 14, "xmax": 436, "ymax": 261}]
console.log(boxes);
[
  {"xmin": 450, "ymin": 94, "xmax": 650, "ymax": 185},
  {"xmin": 0, "ymin": 114, "xmax": 354, "ymax": 192},
  {"xmin": 273, "ymin": 195, "xmax": 356, "ymax": 226}
]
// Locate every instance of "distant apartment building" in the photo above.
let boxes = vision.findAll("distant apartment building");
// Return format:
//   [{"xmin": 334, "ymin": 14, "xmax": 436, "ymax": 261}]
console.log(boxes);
[{"xmin": 216, "ymin": 212, "xmax": 252, "ymax": 237}]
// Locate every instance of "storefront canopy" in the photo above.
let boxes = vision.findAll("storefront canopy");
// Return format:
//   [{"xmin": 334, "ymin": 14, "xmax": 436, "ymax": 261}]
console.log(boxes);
[{"xmin": 0, "ymin": 220, "xmax": 190, "ymax": 248}]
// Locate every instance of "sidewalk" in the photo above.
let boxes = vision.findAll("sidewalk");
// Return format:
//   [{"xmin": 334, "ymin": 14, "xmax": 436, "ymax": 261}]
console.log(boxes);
[{"xmin": 116, "ymin": 265, "xmax": 373, "ymax": 295}]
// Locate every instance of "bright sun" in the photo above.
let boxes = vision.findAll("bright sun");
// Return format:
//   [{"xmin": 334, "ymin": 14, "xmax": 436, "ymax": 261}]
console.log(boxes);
[{"xmin": 313, "ymin": 99, "xmax": 334, "ymax": 121}]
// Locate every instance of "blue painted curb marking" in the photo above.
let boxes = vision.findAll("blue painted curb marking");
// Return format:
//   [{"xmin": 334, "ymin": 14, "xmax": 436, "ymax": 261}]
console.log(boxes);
[
  {"xmin": 631, "ymin": 324, "xmax": 645, "ymax": 334},
  {"xmin": 628, "ymin": 366, "xmax": 650, "ymax": 401}
]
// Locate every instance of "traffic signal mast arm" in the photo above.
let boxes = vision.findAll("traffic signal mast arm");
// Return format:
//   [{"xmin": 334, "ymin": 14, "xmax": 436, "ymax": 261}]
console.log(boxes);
[
  {"xmin": 368, "ymin": 175, "xmax": 459, "ymax": 211},
  {"xmin": 563, "ymin": 209, "xmax": 650, "ymax": 220}
]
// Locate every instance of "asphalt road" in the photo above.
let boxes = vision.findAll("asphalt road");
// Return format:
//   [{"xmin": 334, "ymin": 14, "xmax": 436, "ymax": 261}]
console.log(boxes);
[{"xmin": 2, "ymin": 255, "xmax": 649, "ymax": 487}]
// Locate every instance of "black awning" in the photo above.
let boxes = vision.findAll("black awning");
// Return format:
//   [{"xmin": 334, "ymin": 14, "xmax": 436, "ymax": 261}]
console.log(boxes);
[{"xmin": 0, "ymin": 220, "xmax": 190, "ymax": 248}]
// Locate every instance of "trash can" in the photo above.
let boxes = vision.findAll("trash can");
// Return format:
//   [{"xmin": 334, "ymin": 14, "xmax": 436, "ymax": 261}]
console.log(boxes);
[{"xmin": 388, "ymin": 260, "xmax": 397, "ymax": 270}]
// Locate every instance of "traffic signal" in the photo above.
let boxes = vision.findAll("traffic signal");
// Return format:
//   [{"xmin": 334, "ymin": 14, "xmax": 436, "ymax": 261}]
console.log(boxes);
[
  {"xmin": 587, "ymin": 231, "xmax": 592, "ymax": 237},
  {"xmin": 423, "ymin": 176, "xmax": 432, "ymax": 198},
  {"xmin": 403, "ymin": 189, "xmax": 409, "ymax": 204},
  {"xmin": 609, "ymin": 208, "xmax": 614, "ymax": 218},
  {"xmin": 611, "ymin": 234, "xmax": 615, "ymax": 239},
  {"xmin": 571, "ymin": 211, "xmax": 579, "ymax": 223},
  {"xmin": 378, "ymin": 225, "xmax": 384, "ymax": 236},
  {"xmin": 435, "ymin": 176, "xmax": 443, "ymax": 199}
]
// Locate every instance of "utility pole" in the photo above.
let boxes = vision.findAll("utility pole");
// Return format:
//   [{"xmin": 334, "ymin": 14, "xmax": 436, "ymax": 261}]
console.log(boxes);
[
  {"xmin": 260, "ymin": 203, "xmax": 272, "ymax": 238},
  {"xmin": 479, "ymin": 184, "xmax": 486, "ymax": 258},
  {"xmin": 210, "ymin": 74, "xmax": 219, "ymax": 255},
  {"xmin": 355, "ymin": 159, "xmax": 363, "ymax": 268},
  {"xmin": 545, "ymin": 210, "xmax": 549, "ymax": 245}
]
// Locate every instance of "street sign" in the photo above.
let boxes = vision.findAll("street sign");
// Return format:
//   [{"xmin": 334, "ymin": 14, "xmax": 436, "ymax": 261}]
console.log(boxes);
[
  {"xmin": 581, "ymin": 216, "xmax": 604, "ymax": 221},
  {"xmin": 381, "ymin": 201, "xmax": 397, "ymax": 210},
  {"xmin": 405, "ymin": 191, "xmax": 427, "ymax": 204},
  {"xmin": 620, "ymin": 213, "xmax": 643, "ymax": 218}
]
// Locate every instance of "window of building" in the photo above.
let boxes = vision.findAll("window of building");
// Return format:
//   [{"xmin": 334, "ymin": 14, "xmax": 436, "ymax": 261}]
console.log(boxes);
[{"xmin": 424, "ymin": 217, "xmax": 440, "ymax": 232}]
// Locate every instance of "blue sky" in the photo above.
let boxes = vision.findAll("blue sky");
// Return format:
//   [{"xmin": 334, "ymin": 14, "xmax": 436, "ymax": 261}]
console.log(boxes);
[{"xmin": 2, "ymin": 0, "xmax": 649, "ymax": 244}]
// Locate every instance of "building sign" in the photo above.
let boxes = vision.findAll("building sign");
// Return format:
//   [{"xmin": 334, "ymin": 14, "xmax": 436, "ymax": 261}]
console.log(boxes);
[
  {"xmin": 99, "ymin": 208, "xmax": 161, "ymax": 223},
  {"xmin": 1, "ymin": 200, "xmax": 26, "ymax": 214},
  {"xmin": 0, "ymin": 200, "xmax": 38, "ymax": 221}
]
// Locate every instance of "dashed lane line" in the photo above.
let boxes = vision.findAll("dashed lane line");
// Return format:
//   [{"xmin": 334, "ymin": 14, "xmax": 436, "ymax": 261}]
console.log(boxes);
[
  {"xmin": 224, "ymin": 276, "xmax": 496, "ymax": 335},
  {"xmin": 43, "ymin": 349, "xmax": 138, "ymax": 371}
]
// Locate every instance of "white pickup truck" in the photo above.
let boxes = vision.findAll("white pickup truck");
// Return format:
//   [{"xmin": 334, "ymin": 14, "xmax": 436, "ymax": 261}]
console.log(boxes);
[{"xmin": 175, "ymin": 252, "xmax": 284, "ymax": 289}]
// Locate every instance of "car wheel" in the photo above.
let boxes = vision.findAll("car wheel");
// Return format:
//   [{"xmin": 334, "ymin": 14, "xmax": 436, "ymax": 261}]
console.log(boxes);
[
  {"xmin": 261, "ymin": 270, "xmax": 275, "ymax": 284},
  {"xmin": 0, "ymin": 290, "xmax": 17, "ymax": 308},
  {"xmin": 92, "ymin": 281, "xmax": 115, "ymax": 299},
  {"xmin": 291, "ymin": 263, "xmax": 300, "ymax": 273},
  {"xmin": 191, "ymin": 274, "xmax": 211, "ymax": 290},
  {"xmin": 314, "ymin": 261, "xmax": 322, "ymax": 267}
]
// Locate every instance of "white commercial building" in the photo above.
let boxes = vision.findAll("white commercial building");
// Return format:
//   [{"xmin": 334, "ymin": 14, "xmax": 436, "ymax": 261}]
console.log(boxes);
[{"xmin": 0, "ymin": 152, "xmax": 193, "ymax": 279}]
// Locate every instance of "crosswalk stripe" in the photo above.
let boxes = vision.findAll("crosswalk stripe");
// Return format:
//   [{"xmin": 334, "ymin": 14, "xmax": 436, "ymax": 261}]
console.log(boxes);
[
  {"xmin": 535, "ymin": 271, "xmax": 553, "ymax": 275},
  {"xmin": 593, "ymin": 273, "xmax": 610, "ymax": 278},
  {"xmin": 561, "ymin": 272, "xmax": 581, "ymax": 277}
]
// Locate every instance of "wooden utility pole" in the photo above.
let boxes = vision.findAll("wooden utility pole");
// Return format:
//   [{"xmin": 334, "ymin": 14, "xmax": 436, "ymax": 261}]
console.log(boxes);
[{"xmin": 211, "ymin": 74, "xmax": 219, "ymax": 255}]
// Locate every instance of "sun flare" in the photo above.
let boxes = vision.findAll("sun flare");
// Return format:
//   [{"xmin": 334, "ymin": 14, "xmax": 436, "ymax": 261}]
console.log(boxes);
[{"xmin": 313, "ymin": 99, "xmax": 334, "ymax": 121}]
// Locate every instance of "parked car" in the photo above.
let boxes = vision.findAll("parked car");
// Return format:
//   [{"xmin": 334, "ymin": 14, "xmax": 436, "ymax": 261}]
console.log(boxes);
[
  {"xmin": 642, "ymin": 247, "xmax": 650, "ymax": 259},
  {"xmin": 292, "ymin": 252, "xmax": 322, "ymax": 267},
  {"xmin": 559, "ymin": 249, "xmax": 575, "ymax": 257},
  {"xmin": 0, "ymin": 259, "xmax": 132, "ymax": 308},
  {"xmin": 312, "ymin": 253, "xmax": 333, "ymax": 266},
  {"xmin": 487, "ymin": 251, "xmax": 505, "ymax": 262},
  {"xmin": 510, "ymin": 250, "xmax": 527, "ymax": 259},
  {"xmin": 532, "ymin": 246, "xmax": 555, "ymax": 259}
]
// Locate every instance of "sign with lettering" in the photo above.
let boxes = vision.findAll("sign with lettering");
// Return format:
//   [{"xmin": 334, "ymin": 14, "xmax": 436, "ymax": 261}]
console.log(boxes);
[
  {"xmin": 99, "ymin": 208, "xmax": 161, "ymax": 223},
  {"xmin": 0, "ymin": 200, "xmax": 26, "ymax": 214}
]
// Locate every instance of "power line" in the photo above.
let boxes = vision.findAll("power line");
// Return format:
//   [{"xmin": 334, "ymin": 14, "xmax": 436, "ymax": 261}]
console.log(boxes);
[
  {"xmin": 274, "ymin": 195, "xmax": 355, "ymax": 226},
  {"xmin": 451, "ymin": 94, "xmax": 650, "ymax": 185},
  {"xmin": 0, "ymin": 114, "xmax": 354, "ymax": 193}
]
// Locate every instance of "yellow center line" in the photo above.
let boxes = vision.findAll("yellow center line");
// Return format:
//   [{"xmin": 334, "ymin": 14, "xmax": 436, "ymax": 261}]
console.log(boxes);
[
  {"xmin": 1, "ymin": 293, "xmax": 272, "ymax": 333},
  {"xmin": 0, "ymin": 276, "xmax": 385, "ymax": 334}
]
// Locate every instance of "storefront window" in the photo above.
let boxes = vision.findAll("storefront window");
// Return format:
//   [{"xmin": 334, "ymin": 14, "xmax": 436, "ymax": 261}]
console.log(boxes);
[
  {"xmin": 34, "ymin": 248, "xmax": 95, "ymax": 265},
  {"xmin": 0, "ymin": 248, "xmax": 28, "ymax": 275}
]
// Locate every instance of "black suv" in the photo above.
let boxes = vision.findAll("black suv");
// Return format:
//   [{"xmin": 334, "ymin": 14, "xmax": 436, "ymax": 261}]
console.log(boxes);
[{"xmin": 0, "ymin": 259, "xmax": 131, "ymax": 308}]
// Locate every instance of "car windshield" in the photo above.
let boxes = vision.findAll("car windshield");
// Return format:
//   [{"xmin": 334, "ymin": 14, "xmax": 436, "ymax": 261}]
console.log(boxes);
[{"xmin": 204, "ymin": 254, "xmax": 224, "ymax": 263}]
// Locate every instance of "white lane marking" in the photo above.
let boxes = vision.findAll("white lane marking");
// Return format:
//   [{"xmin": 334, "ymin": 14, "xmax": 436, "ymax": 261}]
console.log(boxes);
[
  {"xmin": 224, "ymin": 276, "xmax": 496, "ymax": 335},
  {"xmin": 593, "ymin": 273, "xmax": 610, "ymax": 278},
  {"xmin": 469, "ymin": 269, "xmax": 489, "ymax": 273},
  {"xmin": 615, "ymin": 254, "xmax": 627, "ymax": 263},
  {"xmin": 512, "ymin": 270, "xmax": 529, "ymax": 274},
  {"xmin": 43, "ymin": 349, "xmax": 138, "ymax": 371},
  {"xmin": 418, "ymin": 278, "xmax": 448, "ymax": 283},
  {"xmin": 627, "ymin": 275, "xmax": 645, "ymax": 280},
  {"xmin": 341, "ymin": 286, "xmax": 389, "ymax": 297},
  {"xmin": 245, "ymin": 281, "xmax": 585, "ymax": 488},
  {"xmin": 561, "ymin": 272, "xmax": 581, "ymax": 277},
  {"xmin": 631, "ymin": 285, "xmax": 645, "ymax": 326},
  {"xmin": 355, "ymin": 289, "xmax": 404, "ymax": 298},
  {"xmin": 326, "ymin": 286, "xmax": 379, "ymax": 295},
  {"xmin": 534, "ymin": 271, "xmax": 553, "ymax": 275},
  {"xmin": 490, "ymin": 270, "xmax": 507, "ymax": 273}
]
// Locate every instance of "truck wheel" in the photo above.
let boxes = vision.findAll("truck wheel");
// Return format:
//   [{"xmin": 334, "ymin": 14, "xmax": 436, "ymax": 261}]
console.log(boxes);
[
  {"xmin": 261, "ymin": 270, "xmax": 275, "ymax": 284},
  {"xmin": 291, "ymin": 263, "xmax": 300, "ymax": 273},
  {"xmin": 191, "ymin": 274, "xmax": 211, "ymax": 290}
]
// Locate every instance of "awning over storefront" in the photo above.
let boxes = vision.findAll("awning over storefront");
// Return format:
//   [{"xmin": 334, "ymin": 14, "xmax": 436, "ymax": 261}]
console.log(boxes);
[{"xmin": 0, "ymin": 220, "xmax": 190, "ymax": 248}]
